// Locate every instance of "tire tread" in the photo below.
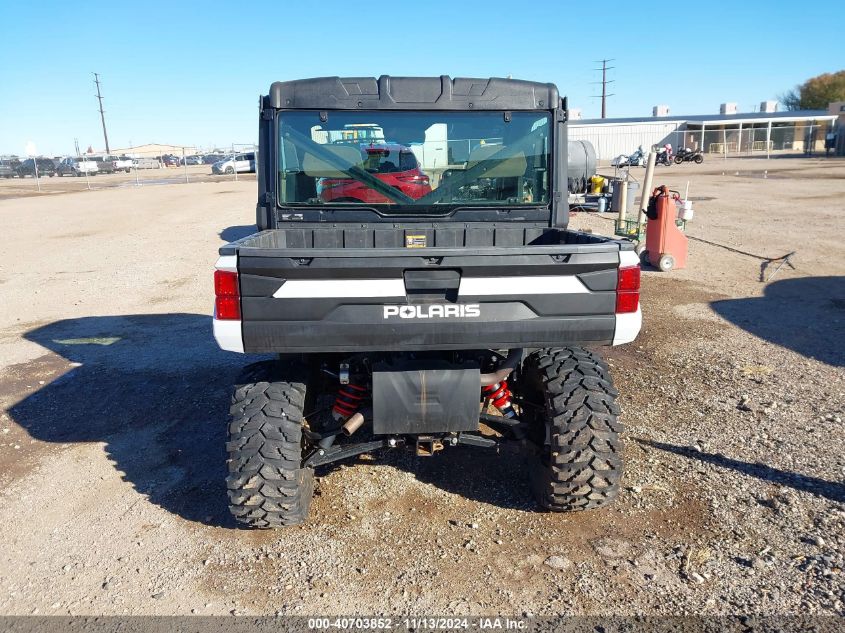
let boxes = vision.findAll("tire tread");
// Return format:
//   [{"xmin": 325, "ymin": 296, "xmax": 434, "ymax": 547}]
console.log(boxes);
[
  {"xmin": 525, "ymin": 347, "xmax": 623, "ymax": 512},
  {"xmin": 226, "ymin": 361, "xmax": 314, "ymax": 527}
]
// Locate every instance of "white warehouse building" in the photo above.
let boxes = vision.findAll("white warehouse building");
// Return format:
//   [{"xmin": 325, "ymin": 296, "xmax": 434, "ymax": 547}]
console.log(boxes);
[{"xmin": 569, "ymin": 107, "xmax": 838, "ymax": 161}]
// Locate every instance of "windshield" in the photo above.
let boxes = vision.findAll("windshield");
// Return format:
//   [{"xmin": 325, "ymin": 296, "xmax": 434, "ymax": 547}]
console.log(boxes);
[{"xmin": 277, "ymin": 110, "xmax": 550, "ymax": 209}]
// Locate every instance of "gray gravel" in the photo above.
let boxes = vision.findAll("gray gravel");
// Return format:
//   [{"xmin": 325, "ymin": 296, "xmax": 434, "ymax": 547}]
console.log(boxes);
[{"xmin": 0, "ymin": 158, "xmax": 843, "ymax": 616}]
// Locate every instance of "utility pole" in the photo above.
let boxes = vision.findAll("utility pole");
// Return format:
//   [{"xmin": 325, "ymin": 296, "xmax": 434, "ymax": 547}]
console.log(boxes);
[
  {"xmin": 93, "ymin": 72, "xmax": 110, "ymax": 153},
  {"xmin": 592, "ymin": 59, "xmax": 615, "ymax": 119}
]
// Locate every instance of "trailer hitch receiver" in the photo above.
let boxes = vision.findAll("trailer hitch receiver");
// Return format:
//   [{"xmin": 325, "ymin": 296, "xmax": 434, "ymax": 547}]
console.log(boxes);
[{"xmin": 416, "ymin": 436, "xmax": 444, "ymax": 457}]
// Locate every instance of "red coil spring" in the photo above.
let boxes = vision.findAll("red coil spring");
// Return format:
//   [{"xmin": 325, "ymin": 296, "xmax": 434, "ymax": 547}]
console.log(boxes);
[
  {"xmin": 483, "ymin": 380, "xmax": 515, "ymax": 417},
  {"xmin": 332, "ymin": 383, "xmax": 368, "ymax": 419}
]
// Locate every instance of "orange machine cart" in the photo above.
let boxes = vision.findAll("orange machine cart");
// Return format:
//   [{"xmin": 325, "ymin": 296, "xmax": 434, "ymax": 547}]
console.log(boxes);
[{"xmin": 645, "ymin": 185, "xmax": 688, "ymax": 271}]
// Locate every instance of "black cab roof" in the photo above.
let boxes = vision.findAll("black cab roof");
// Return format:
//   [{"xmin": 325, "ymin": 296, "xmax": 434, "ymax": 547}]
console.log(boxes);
[{"xmin": 267, "ymin": 76, "xmax": 559, "ymax": 111}]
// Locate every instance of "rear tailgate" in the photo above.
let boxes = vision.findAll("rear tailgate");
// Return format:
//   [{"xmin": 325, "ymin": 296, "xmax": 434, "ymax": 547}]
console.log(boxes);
[{"xmin": 215, "ymin": 228, "xmax": 639, "ymax": 353}]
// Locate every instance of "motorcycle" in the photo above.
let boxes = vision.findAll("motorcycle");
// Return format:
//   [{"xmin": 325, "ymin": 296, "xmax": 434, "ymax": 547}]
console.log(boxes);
[
  {"xmin": 673, "ymin": 148, "xmax": 704, "ymax": 164},
  {"xmin": 612, "ymin": 148, "xmax": 645, "ymax": 168},
  {"xmin": 655, "ymin": 148, "xmax": 673, "ymax": 166}
]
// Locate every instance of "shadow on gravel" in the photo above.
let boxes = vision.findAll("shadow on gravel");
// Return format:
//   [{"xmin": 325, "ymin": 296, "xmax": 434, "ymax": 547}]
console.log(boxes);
[
  {"xmin": 324, "ymin": 444, "xmax": 540, "ymax": 512},
  {"xmin": 9, "ymin": 314, "xmax": 252, "ymax": 529},
  {"xmin": 711, "ymin": 276, "xmax": 845, "ymax": 367},
  {"xmin": 219, "ymin": 225, "xmax": 257, "ymax": 242},
  {"xmin": 638, "ymin": 439, "xmax": 845, "ymax": 503}
]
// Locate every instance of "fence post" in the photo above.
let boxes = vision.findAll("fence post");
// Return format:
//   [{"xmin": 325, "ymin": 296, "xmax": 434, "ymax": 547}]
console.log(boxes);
[
  {"xmin": 232, "ymin": 143, "xmax": 238, "ymax": 182},
  {"xmin": 81, "ymin": 153, "xmax": 91, "ymax": 191},
  {"xmin": 766, "ymin": 121, "xmax": 771, "ymax": 159},
  {"xmin": 183, "ymin": 147, "xmax": 189, "ymax": 183}
]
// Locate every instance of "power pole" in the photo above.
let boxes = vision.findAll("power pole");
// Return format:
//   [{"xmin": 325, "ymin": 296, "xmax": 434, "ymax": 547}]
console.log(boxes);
[
  {"xmin": 93, "ymin": 72, "xmax": 110, "ymax": 153},
  {"xmin": 591, "ymin": 59, "xmax": 615, "ymax": 119}
]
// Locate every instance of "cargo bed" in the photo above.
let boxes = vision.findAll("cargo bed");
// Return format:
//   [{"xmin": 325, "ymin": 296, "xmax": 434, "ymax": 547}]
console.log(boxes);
[{"xmin": 214, "ymin": 225, "xmax": 640, "ymax": 354}]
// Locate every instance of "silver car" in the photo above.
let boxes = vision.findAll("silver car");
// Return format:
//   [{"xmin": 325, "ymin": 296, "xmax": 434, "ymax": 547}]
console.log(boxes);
[{"xmin": 212, "ymin": 152, "xmax": 256, "ymax": 175}]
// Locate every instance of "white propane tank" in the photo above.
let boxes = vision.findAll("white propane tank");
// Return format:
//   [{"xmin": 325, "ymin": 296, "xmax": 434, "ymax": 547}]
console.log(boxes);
[
  {"xmin": 680, "ymin": 199, "xmax": 694, "ymax": 221},
  {"xmin": 597, "ymin": 196, "xmax": 608, "ymax": 213}
]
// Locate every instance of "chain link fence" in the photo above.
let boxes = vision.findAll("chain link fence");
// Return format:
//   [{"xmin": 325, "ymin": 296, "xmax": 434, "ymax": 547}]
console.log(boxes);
[
  {"xmin": 571, "ymin": 119, "xmax": 837, "ymax": 163},
  {"xmin": 0, "ymin": 143, "xmax": 258, "ymax": 198},
  {"xmin": 669, "ymin": 121, "xmax": 833, "ymax": 158}
]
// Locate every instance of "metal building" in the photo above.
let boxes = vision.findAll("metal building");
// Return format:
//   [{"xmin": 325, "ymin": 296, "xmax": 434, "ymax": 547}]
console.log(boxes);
[{"xmin": 569, "ymin": 109, "xmax": 838, "ymax": 161}]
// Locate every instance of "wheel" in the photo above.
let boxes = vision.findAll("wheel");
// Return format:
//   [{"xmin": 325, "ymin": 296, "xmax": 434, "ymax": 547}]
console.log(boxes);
[
  {"xmin": 227, "ymin": 360, "xmax": 315, "ymax": 527},
  {"xmin": 126, "ymin": 168, "xmax": 131, "ymax": 173},
  {"xmin": 519, "ymin": 348, "xmax": 623, "ymax": 512},
  {"xmin": 639, "ymin": 249, "xmax": 649, "ymax": 265},
  {"xmin": 694, "ymin": 155, "xmax": 704, "ymax": 164},
  {"xmin": 634, "ymin": 242, "xmax": 647, "ymax": 256},
  {"xmin": 658, "ymin": 254, "xmax": 675, "ymax": 271},
  {"xmin": 224, "ymin": 166, "xmax": 234, "ymax": 175},
  {"xmin": 674, "ymin": 156, "xmax": 683, "ymax": 164}
]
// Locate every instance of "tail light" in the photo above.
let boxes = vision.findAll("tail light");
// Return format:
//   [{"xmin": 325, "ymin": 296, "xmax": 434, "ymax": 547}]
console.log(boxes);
[
  {"xmin": 214, "ymin": 270, "xmax": 240, "ymax": 320},
  {"xmin": 616, "ymin": 265, "xmax": 640, "ymax": 313},
  {"xmin": 396, "ymin": 174, "xmax": 430, "ymax": 185}
]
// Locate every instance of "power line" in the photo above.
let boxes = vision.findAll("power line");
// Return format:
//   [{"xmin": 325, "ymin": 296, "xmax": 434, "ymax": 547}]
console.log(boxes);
[
  {"xmin": 591, "ymin": 59, "xmax": 615, "ymax": 119},
  {"xmin": 93, "ymin": 72, "xmax": 110, "ymax": 153}
]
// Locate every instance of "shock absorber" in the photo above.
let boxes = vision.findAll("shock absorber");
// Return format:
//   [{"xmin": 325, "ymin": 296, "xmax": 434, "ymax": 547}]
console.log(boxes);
[
  {"xmin": 483, "ymin": 380, "xmax": 516, "ymax": 418},
  {"xmin": 332, "ymin": 382, "xmax": 368, "ymax": 422}
]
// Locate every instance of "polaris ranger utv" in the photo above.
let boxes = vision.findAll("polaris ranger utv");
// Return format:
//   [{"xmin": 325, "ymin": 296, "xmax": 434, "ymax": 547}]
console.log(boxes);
[{"xmin": 214, "ymin": 76, "xmax": 641, "ymax": 527}]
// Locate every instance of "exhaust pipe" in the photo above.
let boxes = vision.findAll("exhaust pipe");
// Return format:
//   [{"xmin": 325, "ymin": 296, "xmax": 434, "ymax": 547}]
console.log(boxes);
[
  {"xmin": 342, "ymin": 407, "xmax": 371, "ymax": 436},
  {"xmin": 480, "ymin": 349, "xmax": 522, "ymax": 387}
]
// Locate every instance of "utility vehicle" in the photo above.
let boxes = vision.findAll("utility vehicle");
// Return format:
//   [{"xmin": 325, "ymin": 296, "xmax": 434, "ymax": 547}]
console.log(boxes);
[{"xmin": 214, "ymin": 76, "xmax": 641, "ymax": 527}]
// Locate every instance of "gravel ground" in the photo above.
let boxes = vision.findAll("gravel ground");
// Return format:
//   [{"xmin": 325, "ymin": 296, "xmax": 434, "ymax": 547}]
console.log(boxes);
[{"xmin": 0, "ymin": 157, "xmax": 843, "ymax": 616}]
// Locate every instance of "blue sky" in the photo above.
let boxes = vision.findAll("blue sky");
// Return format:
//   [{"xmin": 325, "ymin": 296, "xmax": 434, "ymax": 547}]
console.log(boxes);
[{"xmin": 1, "ymin": 0, "xmax": 842, "ymax": 155}]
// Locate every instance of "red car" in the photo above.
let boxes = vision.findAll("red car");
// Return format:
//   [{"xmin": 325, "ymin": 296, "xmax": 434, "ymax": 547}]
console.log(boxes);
[{"xmin": 318, "ymin": 143, "xmax": 431, "ymax": 204}]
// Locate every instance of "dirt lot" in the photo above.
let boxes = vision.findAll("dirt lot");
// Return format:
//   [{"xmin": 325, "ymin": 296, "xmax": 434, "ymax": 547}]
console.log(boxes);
[{"xmin": 0, "ymin": 157, "xmax": 843, "ymax": 616}]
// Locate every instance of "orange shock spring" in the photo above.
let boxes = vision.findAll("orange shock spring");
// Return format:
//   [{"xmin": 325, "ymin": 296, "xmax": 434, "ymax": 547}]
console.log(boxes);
[
  {"xmin": 332, "ymin": 383, "xmax": 368, "ymax": 420},
  {"xmin": 483, "ymin": 380, "xmax": 516, "ymax": 418}
]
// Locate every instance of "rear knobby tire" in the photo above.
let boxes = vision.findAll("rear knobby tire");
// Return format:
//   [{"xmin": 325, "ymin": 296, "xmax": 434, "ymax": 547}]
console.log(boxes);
[
  {"xmin": 522, "ymin": 347, "xmax": 623, "ymax": 511},
  {"xmin": 226, "ymin": 360, "xmax": 314, "ymax": 527}
]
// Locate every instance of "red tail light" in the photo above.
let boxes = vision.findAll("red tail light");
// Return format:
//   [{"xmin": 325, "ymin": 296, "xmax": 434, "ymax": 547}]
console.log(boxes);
[
  {"xmin": 214, "ymin": 270, "xmax": 240, "ymax": 320},
  {"xmin": 396, "ymin": 173, "xmax": 430, "ymax": 185},
  {"xmin": 616, "ymin": 265, "xmax": 640, "ymax": 313}
]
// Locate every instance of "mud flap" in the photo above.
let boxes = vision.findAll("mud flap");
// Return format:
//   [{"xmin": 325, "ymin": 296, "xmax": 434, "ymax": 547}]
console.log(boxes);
[{"xmin": 372, "ymin": 361, "xmax": 480, "ymax": 435}]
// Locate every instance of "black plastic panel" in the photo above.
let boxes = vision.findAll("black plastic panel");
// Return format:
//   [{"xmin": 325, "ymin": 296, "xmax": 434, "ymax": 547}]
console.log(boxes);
[
  {"xmin": 221, "ymin": 226, "xmax": 621, "ymax": 256},
  {"xmin": 269, "ymin": 76, "xmax": 558, "ymax": 111},
  {"xmin": 242, "ymin": 315, "xmax": 615, "ymax": 353},
  {"xmin": 372, "ymin": 361, "xmax": 481, "ymax": 434}
]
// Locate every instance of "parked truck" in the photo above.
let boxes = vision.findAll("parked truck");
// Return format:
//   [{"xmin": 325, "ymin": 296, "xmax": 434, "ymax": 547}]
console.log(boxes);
[{"xmin": 213, "ymin": 76, "xmax": 641, "ymax": 527}]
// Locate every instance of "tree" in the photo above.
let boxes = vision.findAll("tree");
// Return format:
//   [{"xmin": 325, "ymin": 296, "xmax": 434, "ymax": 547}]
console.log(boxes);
[{"xmin": 780, "ymin": 70, "xmax": 845, "ymax": 111}]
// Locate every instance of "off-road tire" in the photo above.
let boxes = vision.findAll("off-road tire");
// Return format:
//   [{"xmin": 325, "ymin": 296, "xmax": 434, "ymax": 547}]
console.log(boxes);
[
  {"xmin": 521, "ymin": 347, "xmax": 623, "ymax": 511},
  {"xmin": 226, "ymin": 360, "xmax": 314, "ymax": 527}
]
